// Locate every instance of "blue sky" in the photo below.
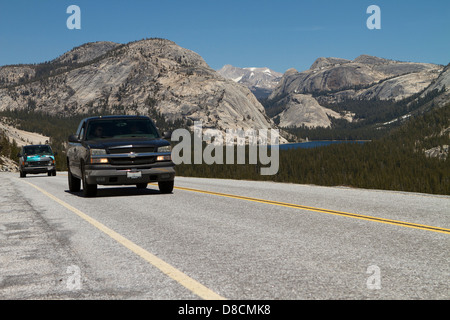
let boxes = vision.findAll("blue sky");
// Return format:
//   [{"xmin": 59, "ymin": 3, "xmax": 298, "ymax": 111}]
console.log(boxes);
[{"xmin": 0, "ymin": 0, "xmax": 449, "ymax": 73}]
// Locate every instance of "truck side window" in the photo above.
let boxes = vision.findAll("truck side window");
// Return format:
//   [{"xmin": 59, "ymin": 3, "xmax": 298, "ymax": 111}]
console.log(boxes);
[
  {"xmin": 77, "ymin": 122, "xmax": 86, "ymax": 140},
  {"xmin": 79, "ymin": 126, "xmax": 85, "ymax": 140}
]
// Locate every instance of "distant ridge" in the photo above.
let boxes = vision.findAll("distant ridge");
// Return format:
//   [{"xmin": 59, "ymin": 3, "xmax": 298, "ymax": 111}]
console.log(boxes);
[
  {"xmin": 217, "ymin": 64, "xmax": 282, "ymax": 99},
  {"xmin": 265, "ymin": 54, "xmax": 446, "ymax": 128}
]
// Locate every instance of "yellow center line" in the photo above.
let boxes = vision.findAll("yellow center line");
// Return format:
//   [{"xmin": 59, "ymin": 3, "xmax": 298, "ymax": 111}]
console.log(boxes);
[
  {"xmin": 172, "ymin": 185, "xmax": 450, "ymax": 235},
  {"xmin": 21, "ymin": 180, "xmax": 226, "ymax": 300}
]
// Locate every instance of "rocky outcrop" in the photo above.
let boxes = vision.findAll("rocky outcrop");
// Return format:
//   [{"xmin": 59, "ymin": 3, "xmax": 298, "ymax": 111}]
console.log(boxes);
[
  {"xmin": 53, "ymin": 41, "xmax": 121, "ymax": 64},
  {"xmin": 309, "ymin": 57, "xmax": 351, "ymax": 70},
  {"xmin": 0, "ymin": 39, "xmax": 276, "ymax": 135},
  {"xmin": 275, "ymin": 94, "xmax": 341, "ymax": 128},
  {"xmin": 424, "ymin": 64, "xmax": 450, "ymax": 94},
  {"xmin": 0, "ymin": 155, "xmax": 18, "ymax": 172},
  {"xmin": 271, "ymin": 55, "xmax": 442, "ymax": 100},
  {"xmin": 335, "ymin": 70, "xmax": 442, "ymax": 101},
  {"xmin": 267, "ymin": 55, "xmax": 444, "ymax": 128},
  {"xmin": 425, "ymin": 145, "xmax": 449, "ymax": 160},
  {"xmin": 0, "ymin": 65, "xmax": 36, "ymax": 87}
]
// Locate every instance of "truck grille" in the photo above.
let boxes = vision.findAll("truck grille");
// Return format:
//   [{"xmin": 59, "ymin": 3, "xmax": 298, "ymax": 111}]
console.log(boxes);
[
  {"xmin": 28, "ymin": 161, "xmax": 50, "ymax": 167},
  {"xmin": 107, "ymin": 146, "xmax": 156, "ymax": 154},
  {"xmin": 109, "ymin": 156, "xmax": 156, "ymax": 166}
]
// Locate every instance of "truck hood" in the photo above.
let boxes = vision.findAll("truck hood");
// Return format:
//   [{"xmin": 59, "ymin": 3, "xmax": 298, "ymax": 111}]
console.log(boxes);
[
  {"xmin": 25, "ymin": 155, "xmax": 54, "ymax": 162},
  {"xmin": 85, "ymin": 138, "xmax": 170, "ymax": 150}
]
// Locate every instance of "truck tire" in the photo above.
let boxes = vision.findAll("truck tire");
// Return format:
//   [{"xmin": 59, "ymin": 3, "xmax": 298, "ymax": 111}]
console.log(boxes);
[
  {"xmin": 158, "ymin": 180, "xmax": 174, "ymax": 194},
  {"xmin": 68, "ymin": 167, "xmax": 81, "ymax": 192},
  {"xmin": 82, "ymin": 165, "xmax": 97, "ymax": 197}
]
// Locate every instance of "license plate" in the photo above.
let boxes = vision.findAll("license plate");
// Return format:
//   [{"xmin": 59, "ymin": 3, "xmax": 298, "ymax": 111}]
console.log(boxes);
[{"xmin": 127, "ymin": 171, "xmax": 142, "ymax": 179}]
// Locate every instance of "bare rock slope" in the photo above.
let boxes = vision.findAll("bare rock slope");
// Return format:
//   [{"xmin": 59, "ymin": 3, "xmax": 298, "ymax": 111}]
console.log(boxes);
[
  {"xmin": 0, "ymin": 39, "xmax": 275, "ymax": 134},
  {"xmin": 268, "ymin": 55, "xmax": 445, "ymax": 128}
]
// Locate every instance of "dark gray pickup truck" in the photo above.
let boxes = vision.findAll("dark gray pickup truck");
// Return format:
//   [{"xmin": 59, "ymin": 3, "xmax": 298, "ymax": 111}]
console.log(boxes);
[{"xmin": 67, "ymin": 115, "xmax": 175, "ymax": 197}]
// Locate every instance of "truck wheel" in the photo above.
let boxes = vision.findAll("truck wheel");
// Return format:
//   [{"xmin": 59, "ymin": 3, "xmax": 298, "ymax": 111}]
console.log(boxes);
[
  {"xmin": 20, "ymin": 171, "xmax": 26, "ymax": 178},
  {"xmin": 68, "ymin": 168, "xmax": 81, "ymax": 192},
  {"xmin": 82, "ymin": 166, "xmax": 97, "ymax": 197},
  {"xmin": 158, "ymin": 180, "xmax": 174, "ymax": 194}
]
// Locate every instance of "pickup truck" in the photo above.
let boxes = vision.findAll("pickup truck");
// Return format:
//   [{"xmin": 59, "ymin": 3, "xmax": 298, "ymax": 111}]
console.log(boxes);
[{"xmin": 67, "ymin": 115, "xmax": 175, "ymax": 197}]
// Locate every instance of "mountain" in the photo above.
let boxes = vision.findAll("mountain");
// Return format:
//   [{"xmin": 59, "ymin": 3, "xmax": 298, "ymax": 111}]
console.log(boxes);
[
  {"xmin": 52, "ymin": 41, "xmax": 121, "ymax": 64},
  {"xmin": 422, "ymin": 64, "xmax": 450, "ymax": 108},
  {"xmin": 0, "ymin": 41, "xmax": 122, "ymax": 87},
  {"xmin": 271, "ymin": 54, "xmax": 442, "ymax": 101},
  {"xmin": 217, "ymin": 65, "xmax": 283, "ymax": 98},
  {"xmin": 0, "ymin": 39, "xmax": 276, "ymax": 135},
  {"xmin": 266, "ymin": 55, "xmax": 447, "ymax": 128}
]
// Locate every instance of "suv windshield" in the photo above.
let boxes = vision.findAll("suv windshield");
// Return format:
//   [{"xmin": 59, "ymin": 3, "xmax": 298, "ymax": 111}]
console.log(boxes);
[
  {"xmin": 23, "ymin": 145, "xmax": 53, "ymax": 156},
  {"xmin": 86, "ymin": 119, "xmax": 159, "ymax": 140}
]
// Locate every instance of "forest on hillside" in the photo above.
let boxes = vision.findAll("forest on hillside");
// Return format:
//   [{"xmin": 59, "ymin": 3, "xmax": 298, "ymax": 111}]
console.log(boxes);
[
  {"xmin": 1, "ymin": 103, "xmax": 449, "ymax": 195},
  {"xmin": 0, "ymin": 104, "xmax": 188, "ymax": 171},
  {"xmin": 177, "ymin": 105, "xmax": 450, "ymax": 195},
  {"xmin": 260, "ymin": 88, "xmax": 446, "ymax": 141},
  {"xmin": 175, "ymin": 104, "xmax": 449, "ymax": 195}
]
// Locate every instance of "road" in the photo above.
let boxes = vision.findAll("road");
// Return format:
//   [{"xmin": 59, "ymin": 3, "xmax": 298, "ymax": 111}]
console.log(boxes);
[{"xmin": 0, "ymin": 171, "xmax": 449, "ymax": 300}]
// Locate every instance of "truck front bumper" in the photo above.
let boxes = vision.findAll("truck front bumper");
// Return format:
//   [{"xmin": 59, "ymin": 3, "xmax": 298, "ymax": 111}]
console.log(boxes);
[
  {"xmin": 22, "ymin": 166, "xmax": 56, "ymax": 174},
  {"xmin": 84, "ymin": 165, "xmax": 175, "ymax": 185}
]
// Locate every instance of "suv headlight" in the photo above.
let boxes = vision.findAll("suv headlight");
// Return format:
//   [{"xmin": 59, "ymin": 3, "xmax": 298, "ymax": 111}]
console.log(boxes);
[{"xmin": 90, "ymin": 149, "xmax": 109, "ymax": 164}]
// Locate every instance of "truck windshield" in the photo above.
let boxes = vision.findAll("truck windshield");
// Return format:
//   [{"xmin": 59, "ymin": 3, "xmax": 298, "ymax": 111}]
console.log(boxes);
[
  {"xmin": 23, "ymin": 145, "xmax": 53, "ymax": 156},
  {"xmin": 86, "ymin": 119, "xmax": 160, "ymax": 140}
]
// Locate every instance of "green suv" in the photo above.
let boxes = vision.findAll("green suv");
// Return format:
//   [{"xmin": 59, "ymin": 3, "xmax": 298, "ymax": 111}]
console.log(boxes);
[{"xmin": 18, "ymin": 144, "xmax": 57, "ymax": 178}]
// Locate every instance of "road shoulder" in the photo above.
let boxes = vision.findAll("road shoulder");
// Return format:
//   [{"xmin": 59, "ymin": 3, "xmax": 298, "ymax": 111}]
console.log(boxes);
[{"xmin": 0, "ymin": 173, "xmax": 87, "ymax": 299}]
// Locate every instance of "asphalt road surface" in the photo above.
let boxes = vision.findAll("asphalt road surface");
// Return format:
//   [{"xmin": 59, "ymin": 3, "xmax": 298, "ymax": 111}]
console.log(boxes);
[{"xmin": 0, "ymin": 172, "xmax": 449, "ymax": 300}]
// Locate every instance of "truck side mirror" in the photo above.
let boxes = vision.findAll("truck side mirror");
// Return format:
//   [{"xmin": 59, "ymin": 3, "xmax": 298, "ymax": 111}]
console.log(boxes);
[{"xmin": 68, "ymin": 134, "xmax": 80, "ymax": 143}]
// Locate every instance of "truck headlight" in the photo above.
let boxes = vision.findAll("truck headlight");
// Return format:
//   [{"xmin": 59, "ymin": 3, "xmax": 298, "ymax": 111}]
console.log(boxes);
[
  {"xmin": 156, "ymin": 155, "xmax": 172, "ymax": 161},
  {"xmin": 90, "ymin": 149, "xmax": 109, "ymax": 164},
  {"xmin": 157, "ymin": 145, "xmax": 171, "ymax": 161},
  {"xmin": 157, "ymin": 145, "xmax": 171, "ymax": 153}
]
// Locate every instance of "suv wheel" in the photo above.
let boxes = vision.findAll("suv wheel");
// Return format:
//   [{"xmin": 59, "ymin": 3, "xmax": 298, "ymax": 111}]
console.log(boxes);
[{"xmin": 158, "ymin": 180, "xmax": 174, "ymax": 194}]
